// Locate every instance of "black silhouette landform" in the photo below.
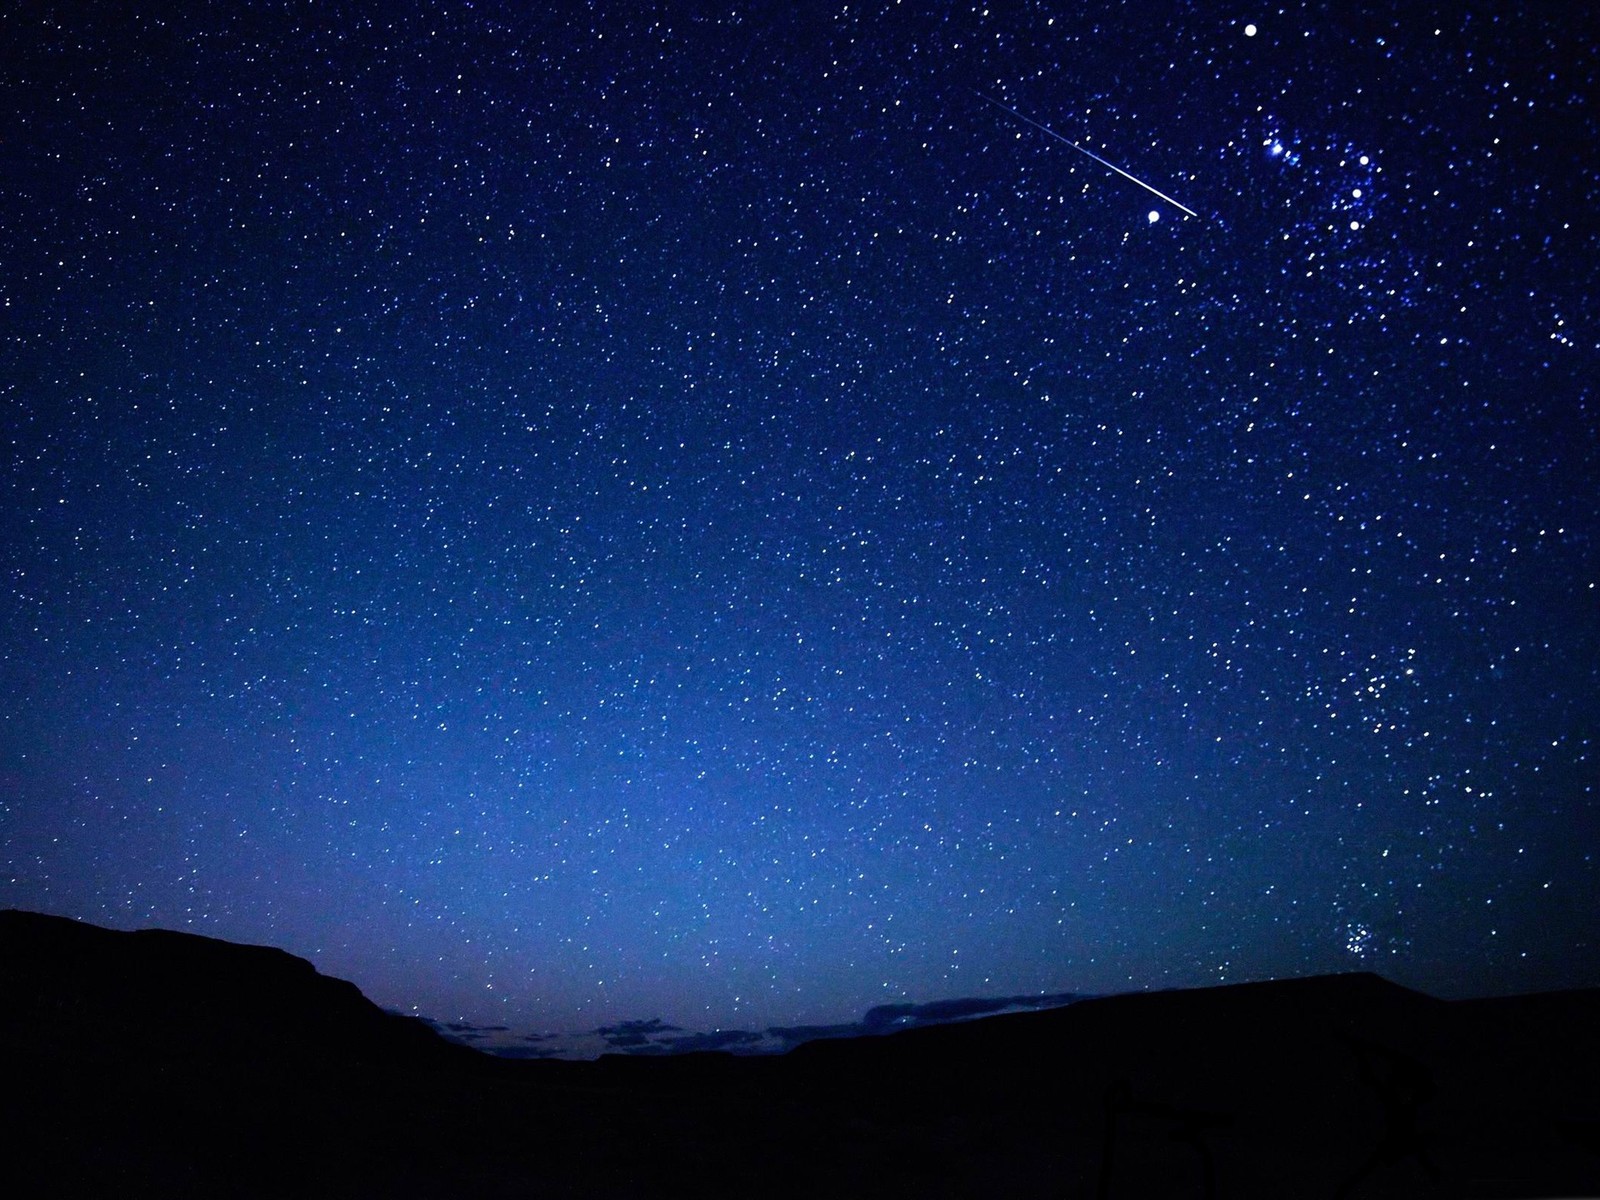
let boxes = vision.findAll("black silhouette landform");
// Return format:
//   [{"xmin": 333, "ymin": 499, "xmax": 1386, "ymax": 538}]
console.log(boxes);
[{"xmin": 2, "ymin": 910, "xmax": 1595, "ymax": 1198}]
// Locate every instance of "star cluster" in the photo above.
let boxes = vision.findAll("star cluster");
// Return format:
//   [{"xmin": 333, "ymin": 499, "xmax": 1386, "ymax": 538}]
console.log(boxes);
[{"xmin": 2, "ymin": 2, "xmax": 1595, "ymax": 1034}]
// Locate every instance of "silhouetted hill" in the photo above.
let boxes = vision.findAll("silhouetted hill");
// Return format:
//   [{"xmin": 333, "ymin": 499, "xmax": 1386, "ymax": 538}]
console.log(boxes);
[
  {"xmin": 2, "ymin": 910, "xmax": 1596, "ymax": 1198},
  {"xmin": 0, "ymin": 909, "xmax": 482, "ymax": 1197},
  {"xmin": 0, "ymin": 910, "xmax": 464, "ymax": 1070}
]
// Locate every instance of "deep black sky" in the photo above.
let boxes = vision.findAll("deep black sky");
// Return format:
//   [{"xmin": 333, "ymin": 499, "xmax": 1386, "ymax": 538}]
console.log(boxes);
[{"xmin": 2, "ymin": 0, "xmax": 1595, "ymax": 1036}]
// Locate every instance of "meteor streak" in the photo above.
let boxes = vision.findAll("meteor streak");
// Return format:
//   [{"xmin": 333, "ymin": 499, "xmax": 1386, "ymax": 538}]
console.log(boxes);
[{"xmin": 976, "ymin": 91, "xmax": 1200, "ymax": 219}]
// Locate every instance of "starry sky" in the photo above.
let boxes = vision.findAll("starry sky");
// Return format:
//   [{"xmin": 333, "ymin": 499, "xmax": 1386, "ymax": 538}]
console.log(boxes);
[{"xmin": 2, "ymin": 1, "xmax": 1596, "ymax": 1037}]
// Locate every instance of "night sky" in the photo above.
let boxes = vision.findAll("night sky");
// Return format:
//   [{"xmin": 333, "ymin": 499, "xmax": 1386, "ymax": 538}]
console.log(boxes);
[{"xmin": 3, "ymin": 1, "xmax": 1596, "ymax": 1040}]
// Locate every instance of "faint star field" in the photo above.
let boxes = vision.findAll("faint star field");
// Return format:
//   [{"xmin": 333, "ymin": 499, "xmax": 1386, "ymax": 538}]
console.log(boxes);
[{"xmin": 1, "ymin": 1, "xmax": 1594, "ymax": 1037}]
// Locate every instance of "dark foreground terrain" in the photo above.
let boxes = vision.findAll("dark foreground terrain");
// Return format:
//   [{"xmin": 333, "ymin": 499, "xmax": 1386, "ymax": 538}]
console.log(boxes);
[{"xmin": 2, "ymin": 910, "xmax": 1596, "ymax": 1198}]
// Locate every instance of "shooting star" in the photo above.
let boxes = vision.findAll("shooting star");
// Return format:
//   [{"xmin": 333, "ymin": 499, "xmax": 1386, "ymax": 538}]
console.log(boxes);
[{"xmin": 975, "ymin": 91, "xmax": 1199, "ymax": 220}]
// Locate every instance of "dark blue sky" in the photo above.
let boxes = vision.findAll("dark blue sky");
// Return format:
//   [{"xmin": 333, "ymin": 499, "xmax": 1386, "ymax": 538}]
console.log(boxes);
[{"xmin": 2, "ymin": 0, "xmax": 1595, "ymax": 1035}]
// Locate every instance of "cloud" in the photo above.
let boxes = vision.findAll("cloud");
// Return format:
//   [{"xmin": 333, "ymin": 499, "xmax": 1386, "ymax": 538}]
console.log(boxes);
[
  {"xmin": 596, "ymin": 1018, "xmax": 683, "ymax": 1049},
  {"xmin": 861, "ymin": 992, "xmax": 1087, "ymax": 1031},
  {"xmin": 763, "ymin": 993, "xmax": 1089, "ymax": 1049},
  {"xmin": 658, "ymin": 1029, "xmax": 766, "ymax": 1054},
  {"xmin": 485, "ymin": 1043, "xmax": 564, "ymax": 1059},
  {"xmin": 766, "ymin": 1022, "xmax": 867, "ymax": 1048},
  {"xmin": 462, "ymin": 992, "xmax": 1089, "ymax": 1060},
  {"xmin": 414, "ymin": 1016, "xmax": 520, "ymax": 1046}
]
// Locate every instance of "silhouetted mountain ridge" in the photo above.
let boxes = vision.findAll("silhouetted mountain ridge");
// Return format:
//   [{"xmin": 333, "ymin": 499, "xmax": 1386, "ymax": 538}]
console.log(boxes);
[
  {"xmin": 0, "ymin": 909, "xmax": 462, "ymax": 1071},
  {"xmin": 3, "ymin": 909, "xmax": 1596, "ymax": 1198}
]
